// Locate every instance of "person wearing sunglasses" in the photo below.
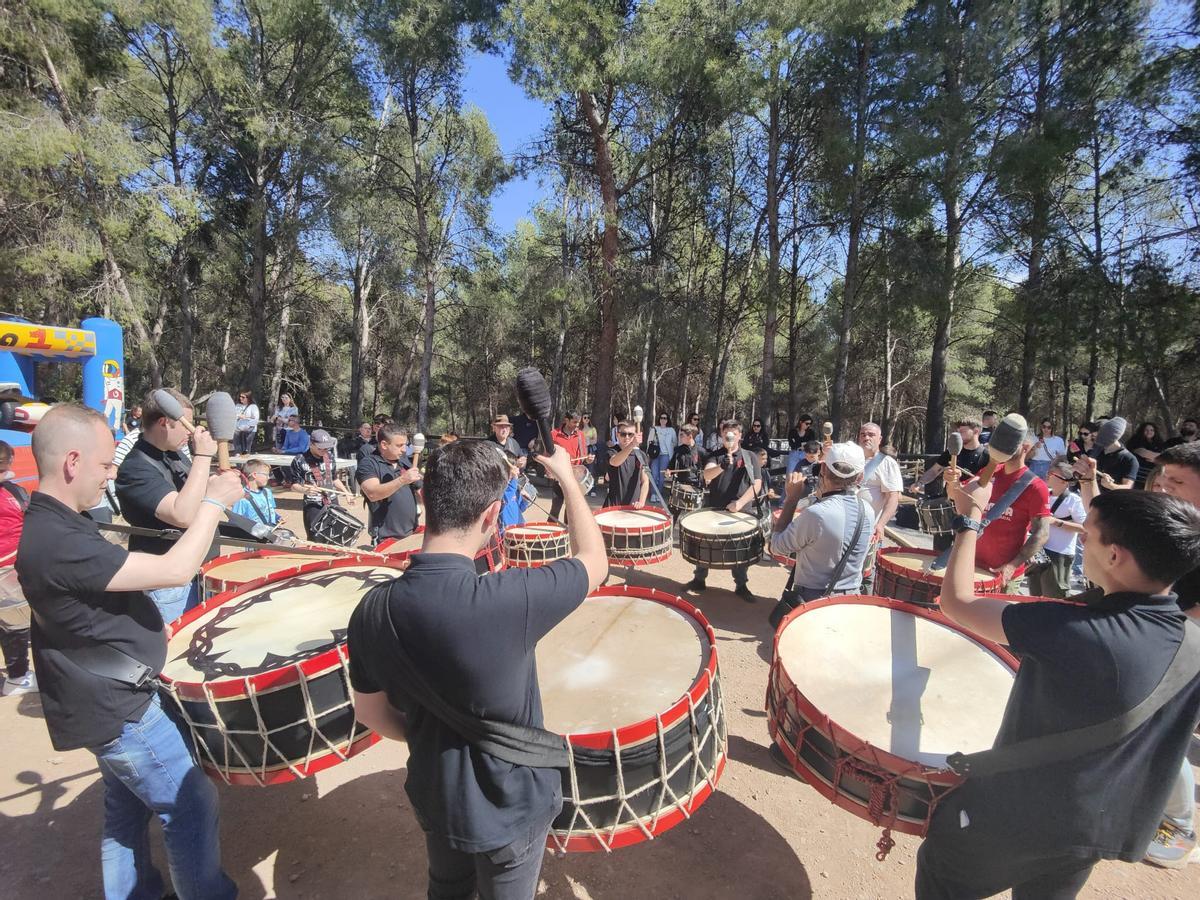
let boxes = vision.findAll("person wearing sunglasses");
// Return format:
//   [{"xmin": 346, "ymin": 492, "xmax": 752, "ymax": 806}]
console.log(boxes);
[
  {"xmin": 1029, "ymin": 419, "xmax": 1067, "ymax": 482},
  {"xmin": 787, "ymin": 415, "xmax": 816, "ymax": 476},
  {"xmin": 605, "ymin": 422, "xmax": 650, "ymax": 509}
]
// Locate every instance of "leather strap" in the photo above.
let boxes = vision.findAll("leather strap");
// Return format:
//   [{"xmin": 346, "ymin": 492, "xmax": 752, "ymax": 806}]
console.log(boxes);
[
  {"xmin": 31, "ymin": 608, "xmax": 156, "ymax": 688},
  {"xmin": 947, "ymin": 621, "xmax": 1200, "ymax": 777},
  {"xmin": 932, "ymin": 468, "xmax": 1038, "ymax": 570}
]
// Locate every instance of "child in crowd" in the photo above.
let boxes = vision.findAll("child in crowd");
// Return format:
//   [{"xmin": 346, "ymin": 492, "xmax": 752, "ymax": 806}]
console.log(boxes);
[
  {"xmin": 0, "ymin": 441, "xmax": 35, "ymax": 696},
  {"xmin": 498, "ymin": 452, "xmax": 531, "ymax": 531},
  {"xmin": 233, "ymin": 459, "xmax": 281, "ymax": 528}
]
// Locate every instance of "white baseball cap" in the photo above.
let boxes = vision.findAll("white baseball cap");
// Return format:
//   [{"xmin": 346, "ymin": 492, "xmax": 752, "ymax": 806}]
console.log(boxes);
[{"xmin": 823, "ymin": 441, "xmax": 866, "ymax": 478}]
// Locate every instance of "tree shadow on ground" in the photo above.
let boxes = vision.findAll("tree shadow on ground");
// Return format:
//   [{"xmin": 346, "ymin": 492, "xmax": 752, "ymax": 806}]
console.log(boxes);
[{"xmin": 617, "ymin": 567, "xmax": 778, "ymax": 643}]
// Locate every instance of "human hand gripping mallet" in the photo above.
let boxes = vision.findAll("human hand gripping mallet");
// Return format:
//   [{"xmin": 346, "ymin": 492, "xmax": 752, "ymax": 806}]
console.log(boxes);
[
  {"xmin": 152, "ymin": 388, "xmax": 218, "ymax": 463},
  {"xmin": 205, "ymin": 391, "xmax": 237, "ymax": 471},
  {"xmin": 974, "ymin": 413, "xmax": 1027, "ymax": 488},
  {"xmin": 947, "ymin": 431, "xmax": 963, "ymax": 470}
]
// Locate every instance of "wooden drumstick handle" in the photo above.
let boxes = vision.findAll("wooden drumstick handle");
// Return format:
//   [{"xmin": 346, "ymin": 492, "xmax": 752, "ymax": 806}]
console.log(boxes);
[
  {"xmin": 977, "ymin": 455, "xmax": 1001, "ymax": 488},
  {"xmin": 217, "ymin": 440, "xmax": 231, "ymax": 471}
]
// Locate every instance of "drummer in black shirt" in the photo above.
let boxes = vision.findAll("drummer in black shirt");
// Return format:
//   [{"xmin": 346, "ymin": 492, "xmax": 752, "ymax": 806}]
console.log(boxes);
[
  {"xmin": 919, "ymin": 470, "xmax": 1200, "ymax": 898},
  {"xmin": 357, "ymin": 423, "xmax": 422, "ymax": 543},
  {"xmin": 17, "ymin": 404, "xmax": 243, "ymax": 899},
  {"xmin": 288, "ymin": 429, "xmax": 350, "ymax": 541},
  {"xmin": 684, "ymin": 420, "xmax": 763, "ymax": 602},
  {"xmin": 604, "ymin": 420, "xmax": 650, "ymax": 508},
  {"xmin": 667, "ymin": 424, "xmax": 705, "ymax": 486},
  {"xmin": 346, "ymin": 440, "xmax": 607, "ymax": 900}
]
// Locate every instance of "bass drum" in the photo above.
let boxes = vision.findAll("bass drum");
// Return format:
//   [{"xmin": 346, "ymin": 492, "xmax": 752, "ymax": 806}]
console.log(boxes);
[
  {"xmin": 540, "ymin": 585, "xmax": 726, "ymax": 852},
  {"xmin": 678, "ymin": 509, "xmax": 764, "ymax": 569},
  {"xmin": 200, "ymin": 548, "xmax": 345, "ymax": 601},
  {"xmin": 160, "ymin": 556, "xmax": 407, "ymax": 786},
  {"xmin": 377, "ymin": 526, "xmax": 503, "ymax": 575}
]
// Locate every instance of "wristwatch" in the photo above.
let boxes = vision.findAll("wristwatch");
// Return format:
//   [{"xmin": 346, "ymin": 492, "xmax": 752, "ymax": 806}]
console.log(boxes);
[{"xmin": 951, "ymin": 514, "xmax": 983, "ymax": 535}]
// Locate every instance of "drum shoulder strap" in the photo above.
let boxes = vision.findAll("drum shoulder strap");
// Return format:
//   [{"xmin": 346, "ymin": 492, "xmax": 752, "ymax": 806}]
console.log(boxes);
[
  {"xmin": 373, "ymin": 588, "xmax": 570, "ymax": 769},
  {"xmin": 31, "ymin": 607, "xmax": 156, "ymax": 687},
  {"xmin": 948, "ymin": 620, "xmax": 1200, "ymax": 778},
  {"xmin": 0, "ymin": 480, "xmax": 29, "ymax": 511},
  {"xmin": 822, "ymin": 497, "xmax": 868, "ymax": 595}
]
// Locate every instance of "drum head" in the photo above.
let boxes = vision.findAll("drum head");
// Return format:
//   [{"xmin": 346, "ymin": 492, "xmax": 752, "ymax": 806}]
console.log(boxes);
[
  {"xmin": 164, "ymin": 565, "xmax": 400, "ymax": 684},
  {"xmin": 593, "ymin": 507, "xmax": 671, "ymax": 530},
  {"xmin": 538, "ymin": 592, "xmax": 708, "ymax": 735},
  {"xmin": 680, "ymin": 509, "xmax": 758, "ymax": 535},
  {"xmin": 776, "ymin": 600, "xmax": 1014, "ymax": 767},
  {"xmin": 375, "ymin": 527, "xmax": 425, "ymax": 555},
  {"xmin": 203, "ymin": 552, "xmax": 337, "ymax": 586},
  {"xmin": 881, "ymin": 548, "xmax": 994, "ymax": 583},
  {"xmin": 505, "ymin": 523, "xmax": 566, "ymax": 541}
]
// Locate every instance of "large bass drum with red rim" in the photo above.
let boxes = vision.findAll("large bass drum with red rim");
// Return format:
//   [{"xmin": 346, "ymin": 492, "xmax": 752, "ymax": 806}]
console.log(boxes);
[
  {"xmin": 376, "ymin": 526, "xmax": 503, "ymax": 575},
  {"xmin": 159, "ymin": 556, "xmax": 407, "ymax": 785},
  {"xmin": 766, "ymin": 595, "xmax": 1017, "ymax": 851},
  {"xmin": 540, "ymin": 585, "xmax": 727, "ymax": 852}
]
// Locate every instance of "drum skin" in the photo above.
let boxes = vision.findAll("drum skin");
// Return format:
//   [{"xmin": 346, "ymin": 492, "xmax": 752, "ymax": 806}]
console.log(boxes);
[
  {"xmin": 875, "ymin": 547, "xmax": 1003, "ymax": 607},
  {"xmin": 160, "ymin": 556, "xmax": 408, "ymax": 786},
  {"xmin": 593, "ymin": 506, "xmax": 673, "ymax": 566},
  {"xmin": 542, "ymin": 585, "xmax": 727, "ymax": 852},
  {"xmin": 201, "ymin": 547, "xmax": 351, "ymax": 600},
  {"xmin": 678, "ymin": 509, "xmax": 764, "ymax": 569},
  {"xmin": 766, "ymin": 595, "xmax": 1018, "ymax": 838}
]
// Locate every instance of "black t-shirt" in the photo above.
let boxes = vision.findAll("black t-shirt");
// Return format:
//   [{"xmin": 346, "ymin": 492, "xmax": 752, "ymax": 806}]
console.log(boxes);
[
  {"xmin": 788, "ymin": 427, "xmax": 816, "ymax": 450},
  {"xmin": 16, "ymin": 494, "xmax": 166, "ymax": 751},
  {"xmin": 1096, "ymin": 446, "xmax": 1139, "ymax": 489},
  {"xmin": 488, "ymin": 435, "xmax": 525, "ymax": 458},
  {"xmin": 339, "ymin": 434, "xmax": 370, "ymax": 458},
  {"xmin": 605, "ymin": 449, "xmax": 648, "ymax": 507},
  {"xmin": 704, "ymin": 449, "xmax": 761, "ymax": 509},
  {"xmin": 1174, "ymin": 566, "xmax": 1199, "ymax": 612},
  {"xmin": 668, "ymin": 444, "xmax": 704, "ymax": 484},
  {"xmin": 355, "ymin": 449, "xmax": 421, "ymax": 540},
  {"xmin": 943, "ymin": 593, "xmax": 1200, "ymax": 862},
  {"xmin": 357, "ymin": 441, "xmax": 377, "ymax": 462},
  {"xmin": 936, "ymin": 444, "xmax": 988, "ymax": 474},
  {"xmin": 347, "ymin": 553, "xmax": 589, "ymax": 852},
  {"xmin": 743, "ymin": 430, "xmax": 767, "ymax": 452},
  {"xmin": 114, "ymin": 437, "xmax": 192, "ymax": 555}
]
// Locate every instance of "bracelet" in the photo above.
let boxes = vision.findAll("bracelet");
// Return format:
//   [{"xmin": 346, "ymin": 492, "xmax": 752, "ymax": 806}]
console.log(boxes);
[
  {"xmin": 194, "ymin": 454, "xmax": 214, "ymax": 459},
  {"xmin": 202, "ymin": 497, "xmax": 226, "ymax": 512},
  {"xmin": 1076, "ymin": 476, "xmax": 1094, "ymax": 482}
]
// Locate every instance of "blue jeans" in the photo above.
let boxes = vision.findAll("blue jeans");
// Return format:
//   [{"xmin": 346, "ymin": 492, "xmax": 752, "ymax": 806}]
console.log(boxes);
[
  {"xmin": 650, "ymin": 454, "xmax": 669, "ymax": 493},
  {"xmin": 1028, "ymin": 458, "xmax": 1051, "ymax": 481},
  {"xmin": 92, "ymin": 695, "xmax": 236, "ymax": 900},
  {"xmin": 1164, "ymin": 757, "xmax": 1196, "ymax": 831},
  {"xmin": 786, "ymin": 450, "xmax": 805, "ymax": 475},
  {"xmin": 149, "ymin": 580, "xmax": 198, "ymax": 625}
]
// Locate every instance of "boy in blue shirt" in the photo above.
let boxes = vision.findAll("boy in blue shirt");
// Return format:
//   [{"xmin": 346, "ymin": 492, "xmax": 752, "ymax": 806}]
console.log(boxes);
[{"xmin": 233, "ymin": 459, "xmax": 281, "ymax": 527}]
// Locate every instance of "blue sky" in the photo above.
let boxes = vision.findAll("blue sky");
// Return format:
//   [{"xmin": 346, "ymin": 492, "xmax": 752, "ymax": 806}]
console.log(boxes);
[{"xmin": 461, "ymin": 50, "xmax": 550, "ymax": 233}]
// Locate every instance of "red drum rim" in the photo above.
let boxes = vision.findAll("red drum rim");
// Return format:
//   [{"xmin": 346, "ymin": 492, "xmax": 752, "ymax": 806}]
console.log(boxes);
[
  {"xmin": 565, "ymin": 585, "xmax": 719, "ymax": 752},
  {"xmin": 374, "ymin": 526, "xmax": 426, "ymax": 554},
  {"xmin": 593, "ymin": 505, "xmax": 674, "ymax": 535},
  {"xmin": 502, "ymin": 521, "xmax": 570, "ymax": 568},
  {"xmin": 200, "ymin": 546, "xmax": 346, "ymax": 595},
  {"xmin": 768, "ymin": 594, "xmax": 1019, "ymax": 833},
  {"xmin": 877, "ymin": 547, "xmax": 1005, "ymax": 591},
  {"xmin": 504, "ymin": 521, "xmax": 568, "ymax": 539},
  {"xmin": 163, "ymin": 554, "xmax": 408, "ymax": 702}
]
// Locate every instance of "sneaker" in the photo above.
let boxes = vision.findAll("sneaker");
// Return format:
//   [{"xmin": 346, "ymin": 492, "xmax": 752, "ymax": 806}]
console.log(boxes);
[
  {"xmin": 2, "ymin": 671, "xmax": 38, "ymax": 696},
  {"xmin": 1144, "ymin": 820, "xmax": 1200, "ymax": 869},
  {"xmin": 735, "ymin": 584, "xmax": 757, "ymax": 603},
  {"xmin": 683, "ymin": 578, "xmax": 707, "ymax": 593}
]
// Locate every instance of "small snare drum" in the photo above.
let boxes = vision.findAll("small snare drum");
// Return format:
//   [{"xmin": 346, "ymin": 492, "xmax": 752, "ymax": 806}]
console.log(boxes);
[
  {"xmin": 309, "ymin": 504, "xmax": 365, "ymax": 547},
  {"xmin": 503, "ymin": 522, "xmax": 571, "ymax": 568},
  {"xmin": 593, "ymin": 507, "xmax": 673, "ymax": 566},
  {"xmin": 574, "ymin": 465, "xmax": 595, "ymax": 496},
  {"xmin": 678, "ymin": 509, "xmax": 764, "ymax": 569},
  {"xmin": 875, "ymin": 548, "xmax": 1003, "ymax": 607},
  {"xmin": 916, "ymin": 499, "xmax": 955, "ymax": 536},
  {"xmin": 667, "ymin": 482, "xmax": 704, "ymax": 516}
]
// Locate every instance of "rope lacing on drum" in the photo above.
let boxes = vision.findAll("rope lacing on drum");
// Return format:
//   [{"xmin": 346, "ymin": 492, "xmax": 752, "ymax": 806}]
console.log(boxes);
[
  {"xmin": 547, "ymin": 662, "xmax": 727, "ymax": 854},
  {"xmin": 832, "ymin": 757, "xmax": 901, "ymax": 861}
]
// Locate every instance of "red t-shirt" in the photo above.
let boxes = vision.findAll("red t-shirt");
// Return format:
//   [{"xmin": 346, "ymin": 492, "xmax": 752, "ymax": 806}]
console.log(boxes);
[
  {"xmin": 551, "ymin": 428, "xmax": 588, "ymax": 463},
  {"xmin": 0, "ymin": 482, "xmax": 28, "ymax": 564},
  {"xmin": 976, "ymin": 465, "xmax": 1051, "ymax": 571}
]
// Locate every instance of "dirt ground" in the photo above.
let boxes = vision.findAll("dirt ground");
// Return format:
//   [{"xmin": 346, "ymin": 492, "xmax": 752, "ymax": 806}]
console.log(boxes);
[{"xmin": 1, "ymin": 489, "xmax": 1198, "ymax": 899}]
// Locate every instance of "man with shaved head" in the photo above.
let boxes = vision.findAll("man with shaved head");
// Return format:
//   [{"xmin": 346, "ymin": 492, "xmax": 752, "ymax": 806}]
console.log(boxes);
[{"xmin": 17, "ymin": 404, "xmax": 243, "ymax": 899}]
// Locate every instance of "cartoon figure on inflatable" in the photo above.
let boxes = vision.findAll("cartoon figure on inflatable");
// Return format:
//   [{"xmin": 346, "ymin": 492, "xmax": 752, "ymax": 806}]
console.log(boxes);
[{"xmin": 0, "ymin": 316, "xmax": 125, "ymax": 492}]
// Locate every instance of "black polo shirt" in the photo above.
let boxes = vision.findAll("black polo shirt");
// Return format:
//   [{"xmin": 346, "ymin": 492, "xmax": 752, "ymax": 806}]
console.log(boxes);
[
  {"xmin": 16, "ymin": 494, "xmax": 166, "ymax": 751},
  {"xmin": 940, "ymin": 592, "xmax": 1200, "ymax": 862},
  {"xmin": 605, "ymin": 449, "xmax": 648, "ymax": 507},
  {"xmin": 114, "ymin": 437, "xmax": 192, "ymax": 555},
  {"xmin": 355, "ymin": 449, "xmax": 420, "ymax": 540},
  {"xmin": 1096, "ymin": 446, "xmax": 1139, "ymax": 488},
  {"xmin": 704, "ymin": 448, "xmax": 761, "ymax": 509},
  {"xmin": 347, "ymin": 553, "xmax": 589, "ymax": 852},
  {"xmin": 668, "ymin": 444, "xmax": 704, "ymax": 485},
  {"xmin": 936, "ymin": 443, "xmax": 988, "ymax": 474}
]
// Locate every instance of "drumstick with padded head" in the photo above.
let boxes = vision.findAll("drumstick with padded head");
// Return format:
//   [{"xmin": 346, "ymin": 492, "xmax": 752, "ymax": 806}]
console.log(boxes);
[
  {"xmin": 515, "ymin": 367, "xmax": 555, "ymax": 456},
  {"xmin": 946, "ymin": 431, "xmax": 963, "ymax": 471},
  {"xmin": 206, "ymin": 391, "xmax": 237, "ymax": 471},
  {"xmin": 153, "ymin": 389, "xmax": 194, "ymax": 434},
  {"xmin": 976, "ymin": 414, "xmax": 1027, "ymax": 489}
]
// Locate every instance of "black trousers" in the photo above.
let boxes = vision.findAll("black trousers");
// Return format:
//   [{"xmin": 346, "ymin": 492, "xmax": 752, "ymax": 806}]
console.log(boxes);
[
  {"xmin": 548, "ymin": 484, "xmax": 568, "ymax": 523},
  {"xmin": 916, "ymin": 816, "xmax": 1096, "ymax": 900},
  {"xmin": 1, "ymin": 628, "xmax": 29, "ymax": 679},
  {"xmin": 421, "ymin": 820, "xmax": 550, "ymax": 900}
]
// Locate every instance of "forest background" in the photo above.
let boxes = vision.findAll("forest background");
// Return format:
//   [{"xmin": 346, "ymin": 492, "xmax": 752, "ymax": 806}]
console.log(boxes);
[{"xmin": 3, "ymin": 0, "xmax": 1200, "ymax": 452}]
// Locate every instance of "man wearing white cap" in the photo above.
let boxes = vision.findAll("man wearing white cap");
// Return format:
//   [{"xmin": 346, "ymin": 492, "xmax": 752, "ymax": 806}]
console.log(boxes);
[{"xmin": 768, "ymin": 442, "xmax": 874, "ymax": 629}]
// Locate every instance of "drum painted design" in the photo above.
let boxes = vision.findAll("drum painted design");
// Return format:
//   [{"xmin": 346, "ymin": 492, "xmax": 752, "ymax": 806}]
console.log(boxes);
[
  {"xmin": 916, "ymin": 498, "xmax": 955, "ymax": 536},
  {"xmin": 200, "ymin": 548, "xmax": 346, "ymax": 600},
  {"xmin": 310, "ymin": 504, "xmax": 365, "ymax": 547},
  {"xmin": 875, "ymin": 547, "xmax": 1002, "ymax": 607},
  {"xmin": 678, "ymin": 509, "xmax": 764, "ymax": 569},
  {"xmin": 160, "ymin": 557, "xmax": 407, "ymax": 786},
  {"xmin": 377, "ymin": 526, "xmax": 503, "ymax": 575},
  {"xmin": 767, "ymin": 595, "xmax": 1017, "ymax": 844},
  {"xmin": 593, "ymin": 507, "xmax": 673, "ymax": 566},
  {"xmin": 667, "ymin": 482, "xmax": 704, "ymax": 515},
  {"xmin": 503, "ymin": 522, "xmax": 571, "ymax": 568},
  {"xmin": 540, "ymin": 585, "xmax": 726, "ymax": 852}
]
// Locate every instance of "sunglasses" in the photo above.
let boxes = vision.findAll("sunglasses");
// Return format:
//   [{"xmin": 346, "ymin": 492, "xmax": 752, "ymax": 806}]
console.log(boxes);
[
  {"xmin": 1079, "ymin": 431, "xmax": 1091, "ymax": 437},
  {"xmin": 618, "ymin": 431, "xmax": 636, "ymax": 437}
]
